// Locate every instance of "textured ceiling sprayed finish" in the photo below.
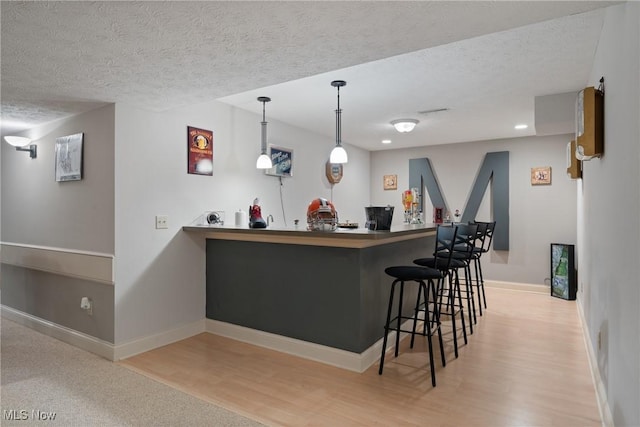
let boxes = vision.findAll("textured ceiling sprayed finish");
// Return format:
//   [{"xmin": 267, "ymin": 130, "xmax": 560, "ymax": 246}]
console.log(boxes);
[{"xmin": 1, "ymin": 1, "xmax": 616, "ymax": 147}]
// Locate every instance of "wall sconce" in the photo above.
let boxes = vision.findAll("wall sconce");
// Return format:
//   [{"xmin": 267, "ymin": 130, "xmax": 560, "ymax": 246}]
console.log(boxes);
[
  {"xmin": 391, "ymin": 119, "xmax": 419, "ymax": 133},
  {"xmin": 330, "ymin": 80, "xmax": 348, "ymax": 164},
  {"xmin": 4, "ymin": 136, "xmax": 37, "ymax": 158},
  {"xmin": 256, "ymin": 96, "xmax": 273, "ymax": 169}
]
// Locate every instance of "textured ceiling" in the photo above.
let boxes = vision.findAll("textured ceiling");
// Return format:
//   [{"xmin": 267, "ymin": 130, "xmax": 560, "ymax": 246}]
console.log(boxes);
[{"xmin": 1, "ymin": 1, "xmax": 616, "ymax": 150}]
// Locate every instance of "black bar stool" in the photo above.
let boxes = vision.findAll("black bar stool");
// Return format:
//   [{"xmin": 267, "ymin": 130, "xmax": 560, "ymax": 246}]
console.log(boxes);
[
  {"xmin": 471, "ymin": 221, "xmax": 496, "ymax": 311},
  {"xmin": 469, "ymin": 222, "xmax": 488, "ymax": 317},
  {"xmin": 378, "ymin": 265, "xmax": 446, "ymax": 387},
  {"xmin": 450, "ymin": 223, "xmax": 480, "ymax": 331},
  {"xmin": 413, "ymin": 224, "xmax": 468, "ymax": 357}
]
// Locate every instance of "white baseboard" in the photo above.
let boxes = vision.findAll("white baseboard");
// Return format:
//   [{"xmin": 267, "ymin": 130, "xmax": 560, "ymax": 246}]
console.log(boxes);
[
  {"xmin": 1, "ymin": 305, "xmax": 114, "ymax": 360},
  {"xmin": 206, "ymin": 319, "xmax": 413, "ymax": 373},
  {"xmin": 576, "ymin": 295, "xmax": 613, "ymax": 427},
  {"xmin": 1, "ymin": 305, "xmax": 206, "ymax": 362},
  {"xmin": 485, "ymin": 280, "xmax": 548, "ymax": 294},
  {"xmin": 113, "ymin": 319, "xmax": 206, "ymax": 361},
  {"xmin": 1, "ymin": 303, "xmax": 409, "ymax": 372}
]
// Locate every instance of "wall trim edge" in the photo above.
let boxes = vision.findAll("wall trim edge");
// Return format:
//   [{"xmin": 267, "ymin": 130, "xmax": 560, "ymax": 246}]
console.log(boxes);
[
  {"xmin": 1, "ymin": 305, "xmax": 115, "ymax": 360},
  {"xmin": 205, "ymin": 319, "xmax": 413, "ymax": 373},
  {"xmin": 1, "ymin": 306, "xmax": 206, "ymax": 363},
  {"xmin": 0, "ymin": 242, "xmax": 114, "ymax": 285},
  {"xmin": 114, "ymin": 319, "xmax": 206, "ymax": 361},
  {"xmin": 576, "ymin": 295, "xmax": 614, "ymax": 427},
  {"xmin": 485, "ymin": 280, "xmax": 548, "ymax": 294}
]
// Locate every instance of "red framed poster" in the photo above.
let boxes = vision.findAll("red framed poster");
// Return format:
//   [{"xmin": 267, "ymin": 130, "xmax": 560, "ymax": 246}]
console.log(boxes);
[{"xmin": 187, "ymin": 126, "xmax": 213, "ymax": 175}]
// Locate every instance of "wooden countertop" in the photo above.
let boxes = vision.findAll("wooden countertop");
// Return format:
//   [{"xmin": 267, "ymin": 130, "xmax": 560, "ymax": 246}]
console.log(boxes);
[{"xmin": 182, "ymin": 223, "xmax": 436, "ymax": 248}]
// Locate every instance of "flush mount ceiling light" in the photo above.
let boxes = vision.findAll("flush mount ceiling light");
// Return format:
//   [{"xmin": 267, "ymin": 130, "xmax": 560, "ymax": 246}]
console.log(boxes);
[
  {"xmin": 515, "ymin": 124, "xmax": 528, "ymax": 130},
  {"xmin": 381, "ymin": 139, "xmax": 392, "ymax": 144},
  {"xmin": 256, "ymin": 96, "xmax": 273, "ymax": 169},
  {"xmin": 4, "ymin": 136, "xmax": 37, "ymax": 158},
  {"xmin": 329, "ymin": 80, "xmax": 348, "ymax": 164},
  {"xmin": 391, "ymin": 119, "xmax": 419, "ymax": 133}
]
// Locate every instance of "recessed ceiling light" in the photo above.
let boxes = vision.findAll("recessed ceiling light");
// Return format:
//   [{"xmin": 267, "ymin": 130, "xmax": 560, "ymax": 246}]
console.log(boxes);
[
  {"xmin": 515, "ymin": 124, "xmax": 528, "ymax": 130},
  {"xmin": 382, "ymin": 139, "xmax": 392, "ymax": 144}
]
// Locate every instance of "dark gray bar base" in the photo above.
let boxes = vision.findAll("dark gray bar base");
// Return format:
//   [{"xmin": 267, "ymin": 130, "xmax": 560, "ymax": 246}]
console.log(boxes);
[{"xmin": 206, "ymin": 235, "xmax": 435, "ymax": 353}]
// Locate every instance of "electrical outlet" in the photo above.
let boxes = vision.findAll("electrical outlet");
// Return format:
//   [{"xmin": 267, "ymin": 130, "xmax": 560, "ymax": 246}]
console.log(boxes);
[
  {"xmin": 80, "ymin": 297, "xmax": 93, "ymax": 316},
  {"xmin": 155, "ymin": 215, "xmax": 168, "ymax": 229}
]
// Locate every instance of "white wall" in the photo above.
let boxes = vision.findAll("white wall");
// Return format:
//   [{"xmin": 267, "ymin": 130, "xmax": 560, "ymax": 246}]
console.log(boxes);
[
  {"xmin": 578, "ymin": 3, "xmax": 640, "ymax": 426},
  {"xmin": 370, "ymin": 134, "xmax": 578, "ymax": 285},
  {"xmin": 113, "ymin": 100, "xmax": 370, "ymax": 344}
]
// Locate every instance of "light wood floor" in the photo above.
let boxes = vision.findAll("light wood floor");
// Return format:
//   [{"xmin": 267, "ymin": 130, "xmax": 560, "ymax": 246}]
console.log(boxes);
[{"xmin": 120, "ymin": 287, "xmax": 601, "ymax": 426}]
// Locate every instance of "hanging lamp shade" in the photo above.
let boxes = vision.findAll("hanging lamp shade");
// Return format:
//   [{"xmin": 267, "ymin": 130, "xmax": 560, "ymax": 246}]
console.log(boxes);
[
  {"xmin": 256, "ymin": 153, "xmax": 272, "ymax": 169},
  {"xmin": 256, "ymin": 96, "xmax": 273, "ymax": 169},
  {"xmin": 329, "ymin": 145, "xmax": 348, "ymax": 164}
]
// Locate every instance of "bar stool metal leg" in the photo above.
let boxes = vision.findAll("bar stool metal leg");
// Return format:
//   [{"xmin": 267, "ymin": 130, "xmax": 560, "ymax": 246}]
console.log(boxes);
[
  {"xmin": 379, "ymin": 279, "xmax": 398, "ymax": 375},
  {"xmin": 473, "ymin": 257, "xmax": 483, "ymax": 316},
  {"xmin": 429, "ymin": 277, "xmax": 446, "ymax": 369},
  {"xmin": 453, "ymin": 272, "xmax": 468, "ymax": 345}
]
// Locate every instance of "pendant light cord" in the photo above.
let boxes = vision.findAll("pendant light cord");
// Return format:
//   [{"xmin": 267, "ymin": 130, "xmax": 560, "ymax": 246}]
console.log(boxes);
[{"xmin": 279, "ymin": 176, "xmax": 287, "ymax": 227}]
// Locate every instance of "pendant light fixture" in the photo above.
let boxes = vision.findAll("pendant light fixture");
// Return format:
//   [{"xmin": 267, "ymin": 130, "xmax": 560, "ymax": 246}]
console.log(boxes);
[
  {"xmin": 330, "ymin": 80, "xmax": 348, "ymax": 164},
  {"xmin": 256, "ymin": 96, "xmax": 273, "ymax": 169}
]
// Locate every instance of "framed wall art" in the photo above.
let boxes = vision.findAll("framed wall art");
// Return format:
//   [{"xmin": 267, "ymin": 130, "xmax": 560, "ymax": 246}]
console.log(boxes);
[
  {"xmin": 383, "ymin": 174, "xmax": 397, "ymax": 190},
  {"xmin": 187, "ymin": 126, "xmax": 213, "ymax": 175},
  {"xmin": 55, "ymin": 133, "xmax": 84, "ymax": 182},
  {"xmin": 265, "ymin": 145, "xmax": 293, "ymax": 177},
  {"xmin": 531, "ymin": 166, "xmax": 551, "ymax": 185}
]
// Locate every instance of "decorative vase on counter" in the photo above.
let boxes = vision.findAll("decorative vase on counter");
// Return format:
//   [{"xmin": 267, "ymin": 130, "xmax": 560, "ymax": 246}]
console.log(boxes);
[{"xmin": 235, "ymin": 209, "xmax": 247, "ymax": 228}]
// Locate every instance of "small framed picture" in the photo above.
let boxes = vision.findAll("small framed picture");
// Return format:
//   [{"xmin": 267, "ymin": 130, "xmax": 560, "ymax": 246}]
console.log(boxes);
[
  {"xmin": 187, "ymin": 126, "xmax": 213, "ymax": 175},
  {"xmin": 383, "ymin": 174, "xmax": 397, "ymax": 190},
  {"xmin": 265, "ymin": 145, "xmax": 293, "ymax": 177},
  {"xmin": 55, "ymin": 133, "xmax": 84, "ymax": 182},
  {"xmin": 531, "ymin": 166, "xmax": 551, "ymax": 185}
]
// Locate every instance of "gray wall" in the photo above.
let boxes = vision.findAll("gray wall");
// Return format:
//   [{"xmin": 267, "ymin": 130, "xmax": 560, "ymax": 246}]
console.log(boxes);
[
  {"xmin": 579, "ymin": 3, "xmax": 640, "ymax": 426},
  {"xmin": 1, "ymin": 105, "xmax": 115, "ymax": 342},
  {"xmin": 2, "ymin": 265, "xmax": 114, "ymax": 342},
  {"xmin": 371, "ymin": 134, "xmax": 578, "ymax": 285},
  {"xmin": 1, "ymin": 105, "xmax": 115, "ymax": 253}
]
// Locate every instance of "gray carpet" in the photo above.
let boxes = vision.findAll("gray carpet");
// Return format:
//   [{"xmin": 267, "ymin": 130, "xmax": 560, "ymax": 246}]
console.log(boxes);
[{"xmin": 0, "ymin": 318, "xmax": 264, "ymax": 426}]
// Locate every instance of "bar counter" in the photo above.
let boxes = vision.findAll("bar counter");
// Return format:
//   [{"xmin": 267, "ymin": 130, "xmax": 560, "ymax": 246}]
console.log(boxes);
[
  {"xmin": 184, "ymin": 223, "xmax": 436, "ymax": 355},
  {"xmin": 183, "ymin": 223, "xmax": 436, "ymax": 248}
]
